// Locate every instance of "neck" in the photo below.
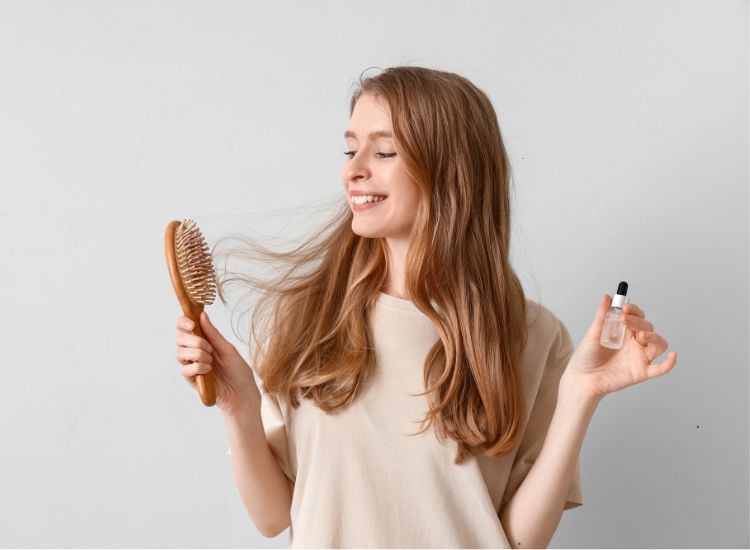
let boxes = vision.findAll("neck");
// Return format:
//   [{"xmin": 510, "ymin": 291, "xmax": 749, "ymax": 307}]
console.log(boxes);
[{"xmin": 382, "ymin": 236, "xmax": 409, "ymax": 299}]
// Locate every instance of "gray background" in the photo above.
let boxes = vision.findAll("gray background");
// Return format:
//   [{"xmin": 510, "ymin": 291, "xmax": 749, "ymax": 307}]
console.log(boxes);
[{"xmin": 1, "ymin": 0, "xmax": 747, "ymax": 547}]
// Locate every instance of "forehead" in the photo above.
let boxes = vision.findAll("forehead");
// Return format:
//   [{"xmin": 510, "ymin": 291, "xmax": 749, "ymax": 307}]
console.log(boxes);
[
  {"xmin": 345, "ymin": 94, "xmax": 393, "ymax": 138},
  {"xmin": 343, "ymin": 129, "xmax": 393, "ymax": 140}
]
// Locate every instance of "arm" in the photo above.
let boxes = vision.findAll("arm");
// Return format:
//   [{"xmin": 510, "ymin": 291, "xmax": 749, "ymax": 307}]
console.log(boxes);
[
  {"xmin": 224, "ymin": 404, "xmax": 293, "ymax": 538},
  {"xmin": 499, "ymin": 384, "xmax": 600, "ymax": 548}
]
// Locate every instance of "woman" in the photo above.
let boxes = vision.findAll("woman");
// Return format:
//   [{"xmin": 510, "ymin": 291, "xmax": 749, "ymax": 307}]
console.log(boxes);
[{"xmin": 174, "ymin": 66, "xmax": 677, "ymax": 548}]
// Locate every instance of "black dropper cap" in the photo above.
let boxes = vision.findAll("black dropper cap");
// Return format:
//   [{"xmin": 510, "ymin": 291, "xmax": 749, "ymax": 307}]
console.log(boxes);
[{"xmin": 610, "ymin": 281, "xmax": 629, "ymax": 308}]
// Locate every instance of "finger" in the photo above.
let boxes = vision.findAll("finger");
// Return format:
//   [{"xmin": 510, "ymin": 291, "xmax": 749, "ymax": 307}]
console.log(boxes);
[
  {"xmin": 638, "ymin": 331, "xmax": 669, "ymax": 362},
  {"xmin": 181, "ymin": 361, "xmax": 213, "ymax": 378},
  {"xmin": 646, "ymin": 350, "xmax": 678, "ymax": 379},
  {"xmin": 176, "ymin": 332, "xmax": 215, "ymax": 355},
  {"xmin": 623, "ymin": 303, "xmax": 645, "ymax": 320},
  {"xmin": 635, "ymin": 330, "xmax": 652, "ymax": 346},
  {"xmin": 199, "ymin": 311, "xmax": 230, "ymax": 354},
  {"xmin": 176, "ymin": 347, "xmax": 213, "ymax": 364},
  {"xmin": 636, "ymin": 329, "xmax": 656, "ymax": 348},
  {"xmin": 621, "ymin": 313, "xmax": 654, "ymax": 333},
  {"xmin": 176, "ymin": 316, "xmax": 196, "ymax": 332},
  {"xmin": 587, "ymin": 294, "xmax": 612, "ymax": 341}
]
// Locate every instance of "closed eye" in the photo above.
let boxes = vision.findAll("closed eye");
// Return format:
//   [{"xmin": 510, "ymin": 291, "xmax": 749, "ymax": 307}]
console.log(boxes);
[{"xmin": 343, "ymin": 151, "xmax": 397, "ymax": 159}]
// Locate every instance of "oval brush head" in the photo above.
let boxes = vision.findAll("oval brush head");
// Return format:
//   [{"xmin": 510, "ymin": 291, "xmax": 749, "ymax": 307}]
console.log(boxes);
[
  {"xmin": 175, "ymin": 219, "xmax": 218, "ymax": 306},
  {"xmin": 164, "ymin": 218, "xmax": 218, "ymax": 406}
]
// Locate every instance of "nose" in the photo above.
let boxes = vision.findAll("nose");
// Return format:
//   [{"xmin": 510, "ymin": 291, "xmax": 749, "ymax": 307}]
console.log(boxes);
[{"xmin": 345, "ymin": 152, "xmax": 370, "ymax": 183}]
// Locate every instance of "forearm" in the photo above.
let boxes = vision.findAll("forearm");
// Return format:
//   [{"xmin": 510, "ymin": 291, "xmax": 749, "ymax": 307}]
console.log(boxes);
[
  {"xmin": 499, "ymin": 385, "xmax": 600, "ymax": 548},
  {"xmin": 224, "ymin": 404, "xmax": 293, "ymax": 538}
]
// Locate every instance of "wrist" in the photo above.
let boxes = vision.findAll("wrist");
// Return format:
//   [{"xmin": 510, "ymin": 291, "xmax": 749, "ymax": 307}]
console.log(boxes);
[
  {"xmin": 559, "ymin": 372, "xmax": 603, "ymax": 411},
  {"xmin": 223, "ymin": 399, "xmax": 262, "ymax": 427}
]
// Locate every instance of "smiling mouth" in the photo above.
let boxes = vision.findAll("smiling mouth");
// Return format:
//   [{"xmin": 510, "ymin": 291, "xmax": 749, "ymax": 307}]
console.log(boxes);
[{"xmin": 350, "ymin": 195, "xmax": 388, "ymax": 206}]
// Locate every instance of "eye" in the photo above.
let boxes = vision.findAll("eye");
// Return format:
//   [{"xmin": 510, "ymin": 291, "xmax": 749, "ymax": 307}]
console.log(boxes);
[{"xmin": 343, "ymin": 151, "xmax": 397, "ymax": 159}]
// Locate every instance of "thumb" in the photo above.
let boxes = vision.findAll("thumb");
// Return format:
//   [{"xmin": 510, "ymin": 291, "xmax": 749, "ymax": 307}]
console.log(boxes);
[
  {"xmin": 585, "ymin": 293, "xmax": 612, "ymax": 341},
  {"xmin": 199, "ymin": 311, "xmax": 229, "ymax": 351}
]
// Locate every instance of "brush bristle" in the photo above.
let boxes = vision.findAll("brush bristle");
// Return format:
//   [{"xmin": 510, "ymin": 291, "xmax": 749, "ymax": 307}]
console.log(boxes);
[{"xmin": 174, "ymin": 219, "xmax": 217, "ymax": 305}]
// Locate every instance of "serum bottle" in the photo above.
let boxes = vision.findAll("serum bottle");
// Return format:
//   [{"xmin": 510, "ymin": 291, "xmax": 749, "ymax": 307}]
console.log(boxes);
[{"xmin": 600, "ymin": 281, "xmax": 629, "ymax": 350}]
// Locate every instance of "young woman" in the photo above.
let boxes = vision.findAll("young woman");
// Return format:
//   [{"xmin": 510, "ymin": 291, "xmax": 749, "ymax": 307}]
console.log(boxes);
[{"xmin": 173, "ymin": 66, "xmax": 677, "ymax": 548}]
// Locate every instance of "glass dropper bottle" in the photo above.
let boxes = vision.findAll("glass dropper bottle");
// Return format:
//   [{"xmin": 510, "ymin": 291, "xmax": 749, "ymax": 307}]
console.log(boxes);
[{"xmin": 600, "ymin": 281, "xmax": 629, "ymax": 349}]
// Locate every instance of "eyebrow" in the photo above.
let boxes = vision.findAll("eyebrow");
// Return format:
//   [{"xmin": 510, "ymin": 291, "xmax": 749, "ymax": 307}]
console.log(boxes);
[{"xmin": 343, "ymin": 130, "xmax": 393, "ymax": 139}]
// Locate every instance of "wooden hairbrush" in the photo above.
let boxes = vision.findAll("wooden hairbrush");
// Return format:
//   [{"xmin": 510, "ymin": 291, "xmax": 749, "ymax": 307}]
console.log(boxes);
[{"xmin": 164, "ymin": 218, "xmax": 218, "ymax": 406}]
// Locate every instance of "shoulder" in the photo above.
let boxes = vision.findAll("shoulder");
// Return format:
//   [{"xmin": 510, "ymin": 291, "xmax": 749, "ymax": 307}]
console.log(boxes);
[
  {"xmin": 523, "ymin": 297, "xmax": 574, "ymax": 357},
  {"xmin": 524, "ymin": 298, "xmax": 565, "ymax": 338}
]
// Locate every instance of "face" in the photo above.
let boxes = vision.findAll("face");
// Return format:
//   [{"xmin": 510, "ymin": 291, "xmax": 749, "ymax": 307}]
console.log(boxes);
[{"xmin": 341, "ymin": 93, "xmax": 420, "ymax": 242}]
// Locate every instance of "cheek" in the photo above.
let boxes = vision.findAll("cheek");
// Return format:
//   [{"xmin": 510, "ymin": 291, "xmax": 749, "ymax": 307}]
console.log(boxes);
[
  {"xmin": 387, "ymin": 189, "xmax": 420, "ymax": 222},
  {"xmin": 397, "ymin": 182, "xmax": 421, "ymax": 210},
  {"xmin": 390, "ymin": 168, "xmax": 420, "ymax": 207}
]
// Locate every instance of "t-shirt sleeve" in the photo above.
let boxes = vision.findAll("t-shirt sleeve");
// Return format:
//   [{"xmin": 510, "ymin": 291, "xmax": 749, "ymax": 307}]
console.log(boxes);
[
  {"xmin": 500, "ymin": 317, "xmax": 583, "ymax": 511},
  {"xmin": 259, "ymin": 386, "xmax": 296, "ymax": 490}
]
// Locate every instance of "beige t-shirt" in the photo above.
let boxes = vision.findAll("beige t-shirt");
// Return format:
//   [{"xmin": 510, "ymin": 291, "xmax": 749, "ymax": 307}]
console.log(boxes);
[{"xmin": 260, "ymin": 291, "xmax": 583, "ymax": 548}]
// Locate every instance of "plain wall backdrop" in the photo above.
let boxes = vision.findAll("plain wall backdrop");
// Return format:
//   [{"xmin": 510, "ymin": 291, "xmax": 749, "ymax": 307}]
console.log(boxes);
[{"xmin": 1, "ymin": 0, "xmax": 747, "ymax": 547}]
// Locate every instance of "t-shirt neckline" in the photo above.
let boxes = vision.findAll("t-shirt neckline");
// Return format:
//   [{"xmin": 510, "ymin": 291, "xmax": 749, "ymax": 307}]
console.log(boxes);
[{"xmin": 376, "ymin": 290, "xmax": 421, "ymax": 312}]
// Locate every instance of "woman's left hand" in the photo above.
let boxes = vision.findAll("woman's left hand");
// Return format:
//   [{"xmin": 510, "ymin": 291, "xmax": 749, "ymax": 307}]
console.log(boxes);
[{"xmin": 560, "ymin": 294, "xmax": 678, "ymax": 402}]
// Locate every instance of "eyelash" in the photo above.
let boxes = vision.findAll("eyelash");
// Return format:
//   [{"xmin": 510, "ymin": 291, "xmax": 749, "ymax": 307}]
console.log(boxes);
[{"xmin": 343, "ymin": 151, "xmax": 397, "ymax": 159}]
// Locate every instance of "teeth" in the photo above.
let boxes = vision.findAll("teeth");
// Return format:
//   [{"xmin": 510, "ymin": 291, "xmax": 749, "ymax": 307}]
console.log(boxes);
[{"xmin": 351, "ymin": 194, "xmax": 387, "ymax": 205}]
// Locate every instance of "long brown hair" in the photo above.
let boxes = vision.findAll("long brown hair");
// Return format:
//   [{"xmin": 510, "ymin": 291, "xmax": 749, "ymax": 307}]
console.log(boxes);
[{"xmin": 213, "ymin": 66, "xmax": 530, "ymax": 464}]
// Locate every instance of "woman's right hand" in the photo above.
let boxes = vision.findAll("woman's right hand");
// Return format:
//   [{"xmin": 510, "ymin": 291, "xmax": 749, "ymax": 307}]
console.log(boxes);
[{"xmin": 174, "ymin": 311, "xmax": 261, "ymax": 417}]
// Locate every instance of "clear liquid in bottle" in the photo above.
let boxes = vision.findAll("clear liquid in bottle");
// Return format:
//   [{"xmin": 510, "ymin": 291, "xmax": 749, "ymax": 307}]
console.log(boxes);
[
  {"xmin": 600, "ymin": 281, "xmax": 629, "ymax": 350},
  {"xmin": 600, "ymin": 308, "xmax": 626, "ymax": 349}
]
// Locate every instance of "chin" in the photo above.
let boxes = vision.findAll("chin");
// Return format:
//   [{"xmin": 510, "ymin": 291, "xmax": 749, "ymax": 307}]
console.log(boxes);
[
  {"xmin": 351, "ymin": 229, "xmax": 384, "ymax": 239},
  {"xmin": 351, "ymin": 223, "xmax": 387, "ymax": 239}
]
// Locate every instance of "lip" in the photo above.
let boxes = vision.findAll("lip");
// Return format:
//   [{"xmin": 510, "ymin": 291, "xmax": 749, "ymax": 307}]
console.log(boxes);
[
  {"xmin": 350, "ymin": 195, "xmax": 387, "ymax": 212},
  {"xmin": 349, "ymin": 190, "xmax": 388, "ymax": 197}
]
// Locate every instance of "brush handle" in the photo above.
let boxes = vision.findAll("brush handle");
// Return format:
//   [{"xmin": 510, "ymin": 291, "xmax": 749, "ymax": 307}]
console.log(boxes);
[
  {"xmin": 183, "ymin": 303, "xmax": 217, "ymax": 407},
  {"xmin": 164, "ymin": 220, "xmax": 217, "ymax": 406}
]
